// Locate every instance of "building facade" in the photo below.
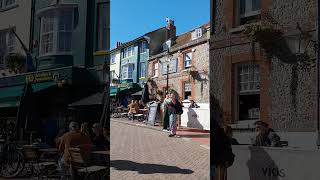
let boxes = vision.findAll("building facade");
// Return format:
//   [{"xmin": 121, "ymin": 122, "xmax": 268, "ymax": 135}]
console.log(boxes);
[
  {"xmin": 0, "ymin": 0, "xmax": 32, "ymax": 77},
  {"xmin": 210, "ymin": 0, "xmax": 317, "ymax": 147},
  {"xmin": 148, "ymin": 23, "xmax": 210, "ymax": 104},
  {"xmin": 0, "ymin": 0, "xmax": 109, "ymax": 139}
]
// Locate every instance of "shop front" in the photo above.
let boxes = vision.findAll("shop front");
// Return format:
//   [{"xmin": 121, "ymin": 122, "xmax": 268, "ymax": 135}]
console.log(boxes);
[{"xmin": 0, "ymin": 66, "xmax": 101, "ymax": 142}]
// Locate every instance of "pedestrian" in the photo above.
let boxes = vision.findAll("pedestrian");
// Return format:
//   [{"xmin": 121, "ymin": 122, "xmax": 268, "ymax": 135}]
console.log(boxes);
[
  {"xmin": 80, "ymin": 122, "xmax": 90, "ymax": 137},
  {"xmin": 167, "ymin": 90, "xmax": 178, "ymax": 137},
  {"xmin": 58, "ymin": 122, "xmax": 92, "ymax": 179},
  {"xmin": 161, "ymin": 94, "xmax": 170, "ymax": 132},
  {"xmin": 253, "ymin": 121, "xmax": 281, "ymax": 147},
  {"xmin": 92, "ymin": 123, "xmax": 108, "ymax": 151},
  {"xmin": 224, "ymin": 125, "xmax": 239, "ymax": 145}
]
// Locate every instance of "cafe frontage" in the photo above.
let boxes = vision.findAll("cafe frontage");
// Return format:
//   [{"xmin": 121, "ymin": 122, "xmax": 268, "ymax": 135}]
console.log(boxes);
[{"xmin": 0, "ymin": 66, "xmax": 103, "ymax": 141}]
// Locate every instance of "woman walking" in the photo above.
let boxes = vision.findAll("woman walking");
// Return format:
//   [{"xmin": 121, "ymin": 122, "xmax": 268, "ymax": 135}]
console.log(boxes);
[{"xmin": 167, "ymin": 91, "xmax": 178, "ymax": 137}]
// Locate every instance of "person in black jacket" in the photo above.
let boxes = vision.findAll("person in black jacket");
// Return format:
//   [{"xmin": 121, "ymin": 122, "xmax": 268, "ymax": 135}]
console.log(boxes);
[{"xmin": 212, "ymin": 121, "xmax": 235, "ymax": 180}]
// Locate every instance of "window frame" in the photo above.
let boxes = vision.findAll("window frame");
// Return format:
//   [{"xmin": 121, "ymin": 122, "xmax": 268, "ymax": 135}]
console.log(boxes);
[
  {"xmin": 140, "ymin": 41, "xmax": 147, "ymax": 54},
  {"xmin": 183, "ymin": 81, "xmax": 192, "ymax": 100},
  {"xmin": 110, "ymin": 53, "xmax": 116, "ymax": 64},
  {"xmin": 139, "ymin": 62, "xmax": 146, "ymax": 78},
  {"xmin": 96, "ymin": 2, "xmax": 107, "ymax": 51},
  {"xmin": 122, "ymin": 46, "xmax": 134, "ymax": 59},
  {"xmin": 237, "ymin": 0, "xmax": 261, "ymax": 26},
  {"xmin": 121, "ymin": 63, "xmax": 134, "ymax": 80},
  {"xmin": 39, "ymin": 8, "xmax": 74, "ymax": 57},
  {"xmin": 152, "ymin": 62, "xmax": 158, "ymax": 77},
  {"xmin": 184, "ymin": 52, "xmax": 192, "ymax": 69},
  {"xmin": 0, "ymin": 29, "xmax": 15, "ymax": 67}
]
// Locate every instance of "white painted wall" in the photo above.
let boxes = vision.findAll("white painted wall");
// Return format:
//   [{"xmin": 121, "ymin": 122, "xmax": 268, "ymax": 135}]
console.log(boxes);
[
  {"xmin": 228, "ymin": 146, "xmax": 320, "ymax": 180},
  {"xmin": 180, "ymin": 102, "xmax": 210, "ymax": 130},
  {"xmin": 110, "ymin": 50, "xmax": 121, "ymax": 80}
]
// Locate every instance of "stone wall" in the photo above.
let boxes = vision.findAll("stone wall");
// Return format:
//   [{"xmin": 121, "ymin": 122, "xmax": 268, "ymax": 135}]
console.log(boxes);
[{"xmin": 210, "ymin": 0, "xmax": 317, "ymax": 131}]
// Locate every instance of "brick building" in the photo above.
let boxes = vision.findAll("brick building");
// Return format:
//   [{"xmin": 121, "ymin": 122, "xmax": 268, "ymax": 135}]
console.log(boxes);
[
  {"xmin": 210, "ymin": 0, "xmax": 317, "ymax": 147},
  {"xmin": 148, "ymin": 23, "xmax": 210, "ymax": 104}
]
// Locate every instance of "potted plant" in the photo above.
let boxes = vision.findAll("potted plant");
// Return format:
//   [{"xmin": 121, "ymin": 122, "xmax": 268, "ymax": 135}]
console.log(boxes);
[{"xmin": 5, "ymin": 53, "xmax": 26, "ymax": 74}]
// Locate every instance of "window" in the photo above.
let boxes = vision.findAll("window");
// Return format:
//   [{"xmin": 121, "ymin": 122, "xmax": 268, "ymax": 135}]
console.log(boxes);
[
  {"xmin": 96, "ymin": 3, "xmax": 107, "ymax": 51},
  {"xmin": 0, "ymin": 0, "xmax": 15, "ymax": 10},
  {"xmin": 110, "ymin": 70, "xmax": 115, "ymax": 80},
  {"xmin": 140, "ymin": 41, "xmax": 147, "ymax": 54},
  {"xmin": 39, "ymin": 9, "xmax": 73, "ymax": 56},
  {"xmin": 111, "ymin": 54, "xmax": 116, "ymax": 64},
  {"xmin": 121, "ymin": 63, "xmax": 134, "ymax": 79},
  {"xmin": 140, "ymin": 62, "xmax": 146, "ymax": 78},
  {"xmin": 184, "ymin": 82, "xmax": 192, "ymax": 100},
  {"xmin": 238, "ymin": 64, "xmax": 260, "ymax": 93},
  {"xmin": 184, "ymin": 52, "xmax": 192, "ymax": 69},
  {"xmin": 191, "ymin": 28, "xmax": 203, "ymax": 40},
  {"xmin": 239, "ymin": 0, "xmax": 261, "ymax": 25},
  {"xmin": 152, "ymin": 62, "xmax": 158, "ymax": 77},
  {"xmin": 0, "ymin": 29, "xmax": 15, "ymax": 67},
  {"xmin": 123, "ymin": 46, "xmax": 134, "ymax": 58},
  {"xmin": 236, "ymin": 64, "xmax": 260, "ymax": 121}
]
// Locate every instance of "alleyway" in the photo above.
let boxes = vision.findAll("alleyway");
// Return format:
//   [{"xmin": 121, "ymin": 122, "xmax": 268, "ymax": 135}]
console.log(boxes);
[{"xmin": 110, "ymin": 120, "xmax": 210, "ymax": 180}]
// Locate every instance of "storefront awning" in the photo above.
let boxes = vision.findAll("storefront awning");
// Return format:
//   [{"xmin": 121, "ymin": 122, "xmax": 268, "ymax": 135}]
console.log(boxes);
[
  {"xmin": 118, "ymin": 83, "xmax": 142, "ymax": 94},
  {"xmin": 69, "ymin": 92, "xmax": 103, "ymax": 107},
  {"xmin": 0, "ymin": 82, "xmax": 57, "ymax": 108}
]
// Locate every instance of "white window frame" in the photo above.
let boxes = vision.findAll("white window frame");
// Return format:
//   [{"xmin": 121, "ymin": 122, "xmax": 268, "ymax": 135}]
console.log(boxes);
[
  {"xmin": 152, "ymin": 62, "xmax": 158, "ymax": 77},
  {"xmin": 239, "ymin": 0, "xmax": 261, "ymax": 24},
  {"xmin": 123, "ymin": 46, "xmax": 134, "ymax": 59},
  {"xmin": 238, "ymin": 64, "xmax": 260, "ymax": 94},
  {"xmin": 111, "ymin": 54, "xmax": 116, "ymax": 64},
  {"xmin": 183, "ymin": 81, "xmax": 192, "ymax": 100},
  {"xmin": 0, "ymin": 29, "xmax": 15, "ymax": 67},
  {"xmin": 184, "ymin": 52, "xmax": 192, "ymax": 69},
  {"xmin": 139, "ymin": 62, "xmax": 146, "ymax": 78},
  {"xmin": 39, "ymin": 8, "xmax": 74, "ymax": 57},
  {"xmin": 121, "ymin": 63, "xmax": 134, "ymax": 80},
  {"xmin": 140, "ymin": 41, "xmax": 147, "ymax": 54}
]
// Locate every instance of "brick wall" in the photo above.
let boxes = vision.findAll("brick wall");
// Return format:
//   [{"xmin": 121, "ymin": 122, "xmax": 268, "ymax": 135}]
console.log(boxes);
[{"xmin": 210, "ymin": 0, "xmax": 317, "ymax": 131}]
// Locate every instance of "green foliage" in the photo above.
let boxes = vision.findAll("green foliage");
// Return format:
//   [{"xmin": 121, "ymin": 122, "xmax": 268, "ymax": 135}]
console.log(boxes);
[{"xmin": 5, "ymin": 53, "xmax": 26, "ymax": 73}]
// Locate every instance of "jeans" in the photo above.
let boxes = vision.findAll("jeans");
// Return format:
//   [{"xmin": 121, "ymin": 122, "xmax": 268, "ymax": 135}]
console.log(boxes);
[{"xmin": 169, "ymin": 112, "xmax": 177, "ymax": 135}]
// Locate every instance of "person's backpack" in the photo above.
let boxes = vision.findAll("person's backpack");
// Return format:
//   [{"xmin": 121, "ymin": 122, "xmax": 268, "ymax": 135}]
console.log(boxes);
[{"xmin": 175, "ymin": 100, "xmax": 183, "ymax": 115}]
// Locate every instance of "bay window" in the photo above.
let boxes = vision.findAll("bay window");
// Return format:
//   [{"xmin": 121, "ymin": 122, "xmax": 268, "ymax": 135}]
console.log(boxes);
[
  {"xmin": 39, "ymin": 8, "xmax": 73, "ymax": 56},
  {"xmin": 0, "ymin": 29, "xmax": 15, "ymax": 68},
  {"xmin": 122, "ymin": 63, "xmax": 134, "ymax": 79}
]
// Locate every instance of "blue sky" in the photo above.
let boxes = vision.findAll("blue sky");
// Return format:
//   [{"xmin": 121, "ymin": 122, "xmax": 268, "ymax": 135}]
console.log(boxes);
[{"xmin": 110, "ymin": 0, "xmax": 210, "ymax": 49}]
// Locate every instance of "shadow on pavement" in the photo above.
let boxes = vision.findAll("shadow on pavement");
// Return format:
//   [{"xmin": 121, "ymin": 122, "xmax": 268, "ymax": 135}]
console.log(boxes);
[{"xmin": 111, "ymin": 160, "xmax": 194, "ymax": 174}]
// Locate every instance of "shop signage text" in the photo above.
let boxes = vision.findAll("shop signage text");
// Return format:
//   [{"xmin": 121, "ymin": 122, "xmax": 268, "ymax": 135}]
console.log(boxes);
[{"xmin": 26, "ymin": 72, "xmax": 56, "ymax": 83}]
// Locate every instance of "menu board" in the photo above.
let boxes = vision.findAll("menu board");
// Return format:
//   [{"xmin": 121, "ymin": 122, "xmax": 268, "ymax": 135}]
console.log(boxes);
[{"xmin": 147, "ymin": 102, "xmax": 159, "ymax": 126}]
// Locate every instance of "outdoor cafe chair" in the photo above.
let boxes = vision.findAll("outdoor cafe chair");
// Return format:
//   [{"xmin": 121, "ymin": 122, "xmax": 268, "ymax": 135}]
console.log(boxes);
[{"xmin": 68, "ymin": 145, "xmax": 107, "ymax": 180}]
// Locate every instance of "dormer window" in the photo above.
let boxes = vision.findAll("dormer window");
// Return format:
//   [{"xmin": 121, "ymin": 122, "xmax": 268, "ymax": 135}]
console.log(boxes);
[{"xmin": 192, "ymin": 28, "xmax": 202, "ymax": 40}]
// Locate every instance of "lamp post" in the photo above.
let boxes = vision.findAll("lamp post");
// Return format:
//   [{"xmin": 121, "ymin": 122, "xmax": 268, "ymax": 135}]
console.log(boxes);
[
  {"xmin": 317, "ymin": 0, "xmax": 320, "ymax": 149},
  {"xmin": 165, "ymin": 49, "xmax": 171, "ymax": 94}
]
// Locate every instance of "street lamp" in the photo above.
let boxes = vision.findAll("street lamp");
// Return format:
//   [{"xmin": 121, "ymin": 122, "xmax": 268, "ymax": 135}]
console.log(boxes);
[{"xmin": 164, "ymin": 49, "xmax": 172, "ymax": 94}]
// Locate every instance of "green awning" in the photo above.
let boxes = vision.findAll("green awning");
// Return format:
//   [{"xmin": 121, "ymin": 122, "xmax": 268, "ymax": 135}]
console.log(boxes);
[
  {"xmin": 0, "ymin": 82, "xmax": 56, "ymax": 108},
  {"xmin": 0, "ymin": 86, "xmax": 24, "ymax": 108},
  {"xmin": 0, "ymin": 85, "xmax": 24, "ymax": 99},
  {"xmin": 32, "ymin": 81, "xmax": 56, "ymax": 92}
]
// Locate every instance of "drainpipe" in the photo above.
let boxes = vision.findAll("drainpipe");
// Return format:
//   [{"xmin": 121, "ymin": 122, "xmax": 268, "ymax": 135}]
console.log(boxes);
[{"xmin": 317, "ymin": 0, "xmax": 320, "ymax": 149}]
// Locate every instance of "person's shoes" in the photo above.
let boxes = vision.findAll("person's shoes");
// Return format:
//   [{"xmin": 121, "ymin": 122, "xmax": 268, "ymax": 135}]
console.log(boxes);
[{"xmin": 168, "ymin": 134, "xmax": 174, "ymax": 137}]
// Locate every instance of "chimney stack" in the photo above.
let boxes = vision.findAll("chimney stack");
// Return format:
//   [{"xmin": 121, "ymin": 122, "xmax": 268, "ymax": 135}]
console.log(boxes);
[
  {"xmin": 115, "ymin": 41, "xmax": 122, "ymax": 48},
  {"xmin": 166, "ymin": 17, "xmax": 176, "ymax": 40}
]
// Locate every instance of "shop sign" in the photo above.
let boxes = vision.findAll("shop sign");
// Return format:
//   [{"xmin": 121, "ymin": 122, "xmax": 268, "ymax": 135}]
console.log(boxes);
[{"xmin": 26, "ymin": 72, "xmax": 56, "ymax": 83}]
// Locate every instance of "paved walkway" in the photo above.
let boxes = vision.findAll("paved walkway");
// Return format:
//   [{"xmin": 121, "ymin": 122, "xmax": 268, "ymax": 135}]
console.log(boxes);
[
  {"xmin": 111, "ymin": 118, "xmax": 210, "ymax": 149},
  {"xmin": 110, "ymin": 120, "xmax": 210, "ymax": 180}
]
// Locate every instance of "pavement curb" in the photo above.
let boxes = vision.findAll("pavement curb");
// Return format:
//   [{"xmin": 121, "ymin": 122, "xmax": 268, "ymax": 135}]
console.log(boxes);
[{"xmin": 111, "ymin": 119, "xmax": 210, "ymax": 150}]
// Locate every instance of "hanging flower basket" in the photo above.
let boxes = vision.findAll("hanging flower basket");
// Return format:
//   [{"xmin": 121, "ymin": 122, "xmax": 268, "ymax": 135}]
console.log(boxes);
[{"xmin": 5, "ymin": 53, "xmax": 26, "ymax": 74}]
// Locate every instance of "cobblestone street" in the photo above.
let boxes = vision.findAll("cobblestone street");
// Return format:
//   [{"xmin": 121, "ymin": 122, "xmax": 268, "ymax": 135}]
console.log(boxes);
[{"xmin": 110, "ymin": 120, "xmax": 210, "ymax": 180}]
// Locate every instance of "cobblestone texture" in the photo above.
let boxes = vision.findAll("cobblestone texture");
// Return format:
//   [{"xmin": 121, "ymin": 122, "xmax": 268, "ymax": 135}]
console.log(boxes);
[{"xmin": 110, "ymin": 121, "xmax": 210, "ymax": 180}]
